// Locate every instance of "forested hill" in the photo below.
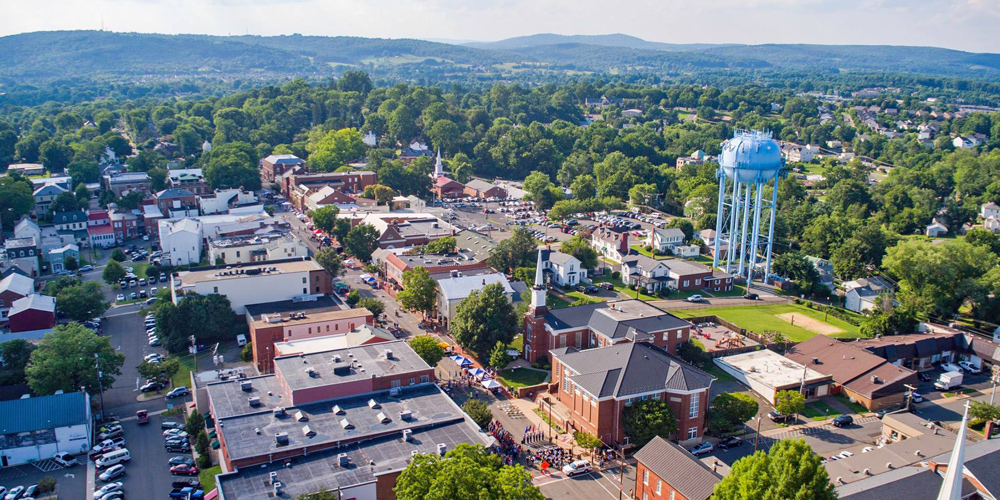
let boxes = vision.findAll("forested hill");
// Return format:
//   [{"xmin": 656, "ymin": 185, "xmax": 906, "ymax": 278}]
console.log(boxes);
[{"xmin": 1, "ymin": 30, "xmax": 999, "ymax": 86}]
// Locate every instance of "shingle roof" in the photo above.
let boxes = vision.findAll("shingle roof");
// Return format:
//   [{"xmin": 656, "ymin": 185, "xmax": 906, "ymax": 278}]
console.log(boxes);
[
  {"xmin": 156, "ymin": 188, "xmax": 195, "ymax": 199},
  {"xmin": 546, "ymin": 250, "xmax": 578, "ymax": 267},
  {"xmin": 52, "ymin": 211, "xmax": 87, "ymax": 225},
  {"xmin": 465, "ymin": 179, "xmax": 498, "ymax": 192},
  {"xmin": 0, "ymin": 273, "xmax": 34, "ymax": 297},
  {"xmin": 0, "ymin": 392, "xmax": 88, "ymax": 434},
  {"xmin": 10, "ymin": 294, "xmax": 56, "ymax": 315},
  {"xmin": 633, "ymin": 436, "xmax": 721, "ymax": 500},
  {"xmin": 553, "ymin": 342, "xmax": 713, "ymax": 399}
]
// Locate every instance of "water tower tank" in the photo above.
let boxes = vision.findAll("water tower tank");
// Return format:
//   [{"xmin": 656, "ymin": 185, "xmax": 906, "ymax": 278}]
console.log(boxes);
[{"xmin": 719, "ymin": 131, "xmax": 783, "ymax": 183}]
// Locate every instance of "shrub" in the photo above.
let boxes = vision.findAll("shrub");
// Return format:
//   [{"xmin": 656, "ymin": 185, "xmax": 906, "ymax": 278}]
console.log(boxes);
[
  {"xmin": 611, "ymin": 271, "xmax": 621, "ymax": 279},
  {"xmin": 240, "ymin": 342, "xmax": 253, "ymax": 362},
  {"xmin": 37, "ymin": 477, "xmax": 56, "ymax": 493},
  {"xmin": 197, "ymin": 453, "xmax": 212, "ymax": 469}
]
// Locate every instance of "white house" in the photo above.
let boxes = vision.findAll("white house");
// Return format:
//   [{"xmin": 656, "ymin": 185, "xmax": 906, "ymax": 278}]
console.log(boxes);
[
  {"xmin": 953, "ymin": 136, "xmax": 981, "ymax": 149},
  {"xmin": 647, "ymin": 228, "xmax": 685, "ymax": 253},
  {"xmin": 160, "ymin": 218, "xmax": 203, "ymax": 266},
  {"xmin": 986, "ymin": 216, "xmax": 1000, "ymax": 234},
  {"xmin": 620, "ymin": 254, "xmax": 671, "ymax": 292},
  {"xmin": 982, "ymin": 202, "xmax": 1000, "ymax": 220},
  {"xmin": 436, "ymin": 273, "xmax": 516, "ymax": 329},
  {"xmin": 590, "ymin": 229, "xmax": 630, "ymax": 264},
  {"xmin": 926, "ymin": 220, "xmax": 948, "ymax": 237},
  {"xmin": 541, "ymin": 250, "xmax": 582, "ymax": 287},
  {"xmin": 207, "ymin": 233, "xmax": 309, "ymax": 265},
  {"xmin": 171, "ymin": 258, "xmax": 325, "ymax": 315},
  {"xmin": 844, "ymin": 276, "xmax": 896, "ymax": 313},
  {"xmin": 13, "ymin": 218, "xmax": 41, "ymax": 247}
]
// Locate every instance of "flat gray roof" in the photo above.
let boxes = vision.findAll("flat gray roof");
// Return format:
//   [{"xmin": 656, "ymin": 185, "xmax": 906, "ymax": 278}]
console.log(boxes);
[
  {"xmin": 273, "ymin": 340, "xmax": 430, "ymax": 392},
  {"xmin": 207, "ymin": 375, "xmax": 289, "ymax": 420},
  {"xmin": 217, "ymin": 417, "xmax": 491, "ymax": 500},
  {"xmin": 215, "ymin": 384, "xmax": 469, "ymax": 462}
]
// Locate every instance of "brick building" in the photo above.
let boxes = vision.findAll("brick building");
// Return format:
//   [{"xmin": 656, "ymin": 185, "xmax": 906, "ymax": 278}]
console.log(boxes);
[
  {"xmin": 634, "ymin": 436, "xmax": 721, "ymax": 500},
  {"xmin": 260, "ymin": 154, "xmax": 305, "ymax": 182}
]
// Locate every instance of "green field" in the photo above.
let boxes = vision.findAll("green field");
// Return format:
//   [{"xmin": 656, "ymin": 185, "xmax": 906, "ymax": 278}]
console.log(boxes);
[
  {"xmin": 498, "ymin": 367, "xmax": 548, "ymax": 388},
  {"xmin": 801, "ymin": 400, "xmax": 842, "ymax": 421},
  {"xmin": 670, "ymin": 303, "xmax": 862, "ymax": 341}
]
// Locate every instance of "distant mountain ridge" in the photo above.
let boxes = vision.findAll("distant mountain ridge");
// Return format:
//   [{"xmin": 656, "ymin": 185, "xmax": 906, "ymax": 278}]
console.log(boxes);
[{"xmin": 0, "ymin": 30, "xmax": 998, "ymax": 85}]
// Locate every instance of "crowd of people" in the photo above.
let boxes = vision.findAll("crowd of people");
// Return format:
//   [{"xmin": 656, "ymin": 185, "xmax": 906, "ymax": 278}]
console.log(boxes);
[{"xmin": 488, "ymin": 420, "xmax": 523, "ymax": 466}]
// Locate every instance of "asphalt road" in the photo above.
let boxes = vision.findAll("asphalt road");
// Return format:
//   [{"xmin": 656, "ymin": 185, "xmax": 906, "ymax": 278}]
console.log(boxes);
[
  {"xmin": 538, "ymin": 466, "xmax": 636, "ymax": 500},
  {"xmin": 108, "ymin": 413, "xmax": 194, "ymax": 500}
]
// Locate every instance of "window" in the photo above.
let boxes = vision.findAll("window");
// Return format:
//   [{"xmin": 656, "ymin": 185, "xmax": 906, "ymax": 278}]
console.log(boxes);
[
  {"xmin": 308, "ymin": 328, "xmax": 312, "ymax": 334},
  {"xmin": 643, "ymin": 470, "xmax": 649, "ymax": 485},
  {"xmin": 695, "ymin": 279, "xmax": 701, "ymax": 285},
  {"xmin": 676, "ymin": 331, "xmax": 682, "ymax": 339},
  {"xmin": 302, "ymin": 277, "xmax": 307, "ymax": 283},
  {"xmin": 669, "ymin": 491, "xmax": 675, "ymax": 500},
  {"xmin": 303, "ymin": 288, "xmax": 307, "ymax": 294},
  {"xmin": 688, "ymin": 427, "xmax": 698, "ymax": 439},
  {"xmin": 643, "ymin": 494, "xmax": 648, "ymax": 500},
  {"xmin": 213, "ymin": 287, "xmax": 218, "ymax": 293},
  {"xmin": 236, "ymin": 251, "xmax": 240, "ymax": 258},
  {"xmin": 689, "ymin": 397, "xmax": 699, "ymax": 418},
  {"xmin": 420, "ymin": 375, "xmax": 430, "ymax": 383},
  {"xmin": 656, "ymin": 480, "xmax": 661, "ymax": 495},
  {"xmin": 682, "ymin": 280, "xmax": 689, "ymax": 287},
  {"xmin": 409, "ymin": 377, "xmax": 415, "ymax": 385}
]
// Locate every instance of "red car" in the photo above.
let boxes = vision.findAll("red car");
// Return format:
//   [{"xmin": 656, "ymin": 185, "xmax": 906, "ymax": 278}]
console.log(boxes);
[{"xmin": 170, "ymin": 464, "xmax": 200, "ymax": 476}]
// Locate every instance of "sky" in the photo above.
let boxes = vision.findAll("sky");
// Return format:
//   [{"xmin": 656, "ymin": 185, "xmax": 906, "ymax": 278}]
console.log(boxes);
[{"xmin": 1, "ymin": 0, "xmax": 999, "ymax": 53}]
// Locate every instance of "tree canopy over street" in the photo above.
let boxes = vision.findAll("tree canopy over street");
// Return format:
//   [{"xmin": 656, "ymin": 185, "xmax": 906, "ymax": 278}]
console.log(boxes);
[
  {"xmin": 25, "ymin": 323, "xmax": 125, "ymax": 395},
  {"xmin": 451, "ymin": 283, "xmax": 518, "ymax": 361},
  {"xmin": 395, "ymin": 444, "xmax": 542, "ymax": 500}
]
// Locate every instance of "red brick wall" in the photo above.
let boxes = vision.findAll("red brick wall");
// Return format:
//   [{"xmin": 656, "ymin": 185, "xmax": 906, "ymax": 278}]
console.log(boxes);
[
  {"xmin": 309, "ymin": 269, "xmax": 333, "ymax": 295},
  {"xmin": 376, "ymin": 470, "xmax": 402, "ymax": 500},
  {"xmin": 371, "ymin": 369, "xmax": 436, "ymax": 391},
  {"xmin": 672, "ymin": 271, "xmax": 713, "ymax": 290},
  {"xmin": 250, "ymin": 324, "xmax": 283, "ymax": 373},
  {"xmin": 635, "ymin": 462, "xmax": 694, "ymax": 500}
]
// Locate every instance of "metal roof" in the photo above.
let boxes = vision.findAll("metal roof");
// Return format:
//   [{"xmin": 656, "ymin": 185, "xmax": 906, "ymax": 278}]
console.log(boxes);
[
  {"xmin": 0, "ymin": 392, "xmax": 88, "ymax": 434},
  {"xmin": 633, "ymin": 436, "xmax": 721, "ymax": 500},
  {"xmin": 553, "ymin": 342, "xmax": 713, "ymax": 399},
  {"xmin": 437, "ymin": 273, "xmax": 514, "ymax": 302}
]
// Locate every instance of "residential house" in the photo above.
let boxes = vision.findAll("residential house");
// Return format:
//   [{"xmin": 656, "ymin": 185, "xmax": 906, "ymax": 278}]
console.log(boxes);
[
  {"xmin": 52, "ymin": 210, "xmax": 89, "ymax": 247},
  {"xmin": 260, "ymin": 154, "xmax": 305, "ymax": 182},
  {"xmin": 155, "ymin": 188, "xmax": 199, "ymax": 218},
  {"xmin": 436, "ymin": 273, "xmax": 516, "ymax": 329},
  {"xmin": 785, "ymin": 335, "xmax": 919, "ymax": 410},
  {"xmin": 590, "ymin": 228, "xmax": 630, "ymax": 264},
  {"xmin": 32, "ymin": 184, "xmax": 67, "ymax": 215},
  {"xmin": 986, "ymin": 216, "xmax": 1000, "ymax": 234},
  {"xmin": 102, "ymin": 172, "xmax": 150, "ymax": 197},
  {"xmin": 463, "ymin": 179, "xmax": 507, "ymax": 198},
  {"xmin": 782, "ymin": 143, "xmax": 819, "ymax": 163},
  {"xmin": 5, "ymin": 163, "xmax": 45, "ymax": 176},
  {"xmin": 634, "ymin": 437, "xmax": 722, "ymax": 500},
  {"xmin": 14, "ymin": 218, "xmax": 41, "ymax": 247},
  {"xmin": 953, "ymin": 136, "xmax": 981, "ymax": 149},
  {"xmin": 4, "ymin": 238, "xmax": 39, "ymax": 262},
  {"xmin": 399, "ymin": 141, "xmax": 434, "ymax": 163},
  {"xmin": 539, "ymin": 249, "xmax": 583, "ymax": 287},
  {"xmin": 805, "ymin": 256, "xmax": 835, "ymax": 290},
  {"xmin": 0, "ymin": 273, "xmax": 34, "ymax": 323},
  {"xmin": 647, "ymin": 227, "xmax": 685, "ymax": 253},
  {"xmin": 981, "ymin": 202, "xmax": 1000, "ymax": 220},
  {"xmin": 584, "ymin": 97, "xmax": 624, "ymax": 109},
  {"xmin": 621, "ymin": 254, "xmax": 670, "ymax": 293},
  {"xmin": 8, "ymin": 293, "xmax": 56, "ymax": 333},
  {"xmin": 304, "ymin": 186, "xmax": 358, "ymax": 212},
  {"xmin": 109, "ymin": 208, "xmax": 141, "ymax": 241},
  {"xmin": 87, "ymin": 210, "xmax": 115, "ymax": 248},
  {"xmin": 844, "ymin": 276, "xmax": 896, "ymax": 313},
  {"xmin": 160, "ymin": 218, "xmax": 203, "ymax": 266},
  {"xmin": 207, "ymin": 233, "xmax": 309, "ymax": 266},
  {"xmin": 549, "ymin": 341, "xmax": 714, "ymax": 445},
  {"xmin": 167, "ymin": 168, "xmax": 210, "ymax": 195},
  {"xmin": 856, "ymin": 329, "xmax": 964, "ymax": 372},
  {"xmin": 926, "ymin": 220, "xmax": 948, "ymax": 237},
  {"xmin": 675, "ymin": 150, "xmax": 708, "ymax": 171},
  {"xmin": 47, "ymin": 244, "xmax": 80, "ymax": 272}
]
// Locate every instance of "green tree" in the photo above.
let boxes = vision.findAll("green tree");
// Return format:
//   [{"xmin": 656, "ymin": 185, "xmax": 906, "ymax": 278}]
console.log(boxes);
[
  {"xmin": 338, "ymin": 70, "xmax": 373, "ymax": 94},
  {"xmin": 621, "ymin": 398, "xmax": 678, "ymax": 448},
  {"xmin": 63, "ymin": 256, "xmax": 79, "ymax": 271},
  {"xmin": 560, "ymin": 235, "xmax": 598, "ymax": 270},
  {"xmin": 628, "ymin": 183, "xmax": 658, "ymax": 207},
  {"xmin": 488, "ymin": 341, "xmax": 509, "ymax": 369},
  {"xmin": 308, "ymin": 128, "xmax": 365, "ymax": 172},
  {"xmin": 882, "ymin": 239, "xmax": 996, "ymax": 317},
  {"xmin": 462, "ymin": 399, "xmax": 493, "ymax": 429},
  {"xmin": 408, "ymin": 335, "xmax": 445, "ymax": 366},
  {"xmin": 362, "ymin": 184, "xmax": 395, "ymax": 205},
  {"xmin": 774, "ymin": 390, "xmax": 806, "ymax": 417},
  {"xmin": 331, "ymin": 218, "xmax": 352, "ymax": 243},
  {"xmin": 311, "ymin": 206, "xmax": 339, "ymax": 233},
  {"xmin": 345, "ymin": 290, "xmax": 361, "ymax": 307},
  {"xmin": 572, "ymin": 431, "xmax": 603, "ymax": 455},
  {"xmin": 713, "ymin": 439, "xmax": 836, "ymax": 500},
  {"xmin": 314, "ymin": 248, "xmax": 344, "ymax": 278},
  {"xmin": 394, "ymin": 444, "xmax": 542, "ymax": 500},
  {"xmin": 240, "ymin": 342, "xmax": 254, "ymax": 362},
  {"xmin": 397, "ymin": 267, "xmax": 437, "ymax": 318},
  {"xmin": 55, "ymin": 281, "xmax": 109, "ymax": 322},
  {"xmin": 451, "ymin": 283, "xmax": 518, "ymax": 361},
  {"xmin": 859, "ymin": 297, "xmax": 918, "ymax": 337},
  {"xmin": 344, "ymin": 224, "xmax": 380, "ymax": 261},
  {"xmin": 356, "ymin": 297, "xmax": 384, "ymax": 317},
  {"xmin": 0, "ymin": 339, "xmax": 36, "ymax": 385},
  {"xmin": 25, "ymin": 323, "xmax": 125, "ymax": 395},
  {"xmin": 185, "ymin": 409, "xmax": 206, "ymax": 436},
  {"xmin": 148, "ymin": 167, "xmax": 168, "ymax": 192},
  {"xmin": 296, "ymin": 492, "xmax": 337, "ymax": 500},
  {"xmin": 111, "ymin": 248, "xmax": 127, "ymax": 262},
  {"xmin": 102, "ymin": 260, "xmax": 126, "ymax": 284},
  {"xmin": 0, "ymin": 177, "xmax": 35, "ymax": 230},
  {"xmin": 422, "ymin": 237, "xmax": 456, "ymax": 254},
  {"xmin": 666, "ymin": 218, "xmax": 695, "ymax": 242},
  {"xmin": 712, "ymin": 393, "xmax": 759, "ymax": 430},
  {"xmin": 569, "ymin": 174, "xmax": 598, "ymax": 200},
  {"xmin": 523, "ymin": 171, "xmax": 555, "ymax": 204},
  {"xmin": 48, "ymin": 191, "xmax": 81, "ymax": 214},
  {"xmin": 486, "ymin": 228, "xmax": 537, "ymax": 275},
  {"xmin": 74, "ymin": 183, "xmax": 90, "ymax": 205},
  {"xmin": 969, "ymin": 401, "xmax": 1000, "ymax": 423},
  {"xmin": 38, "ymin": 140, "xmax": 73, "ymax": 173},
  {"xmin": 203, "ymin": 141, "xmax": 261, "ymax": 191}
]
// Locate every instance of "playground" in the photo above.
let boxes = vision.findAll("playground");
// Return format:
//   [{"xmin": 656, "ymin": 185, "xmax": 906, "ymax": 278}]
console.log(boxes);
[{"xmin": 690, "ymin": 321, "xmax": 759, "ymax": 353}]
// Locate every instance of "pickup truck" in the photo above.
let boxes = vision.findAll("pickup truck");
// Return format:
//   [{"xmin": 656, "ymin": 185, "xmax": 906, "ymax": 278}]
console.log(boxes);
[
  {"xmin": 169, "ymin": 487, "xmax": 204, "ymax": 499},
  {"xmin": 171, "ymin": 479, "xmax": 201, "ymax": 489}
]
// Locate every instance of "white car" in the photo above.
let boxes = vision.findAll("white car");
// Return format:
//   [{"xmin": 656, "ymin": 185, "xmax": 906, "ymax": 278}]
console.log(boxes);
[
  {"xmin": 94, "ymin": 482, "xmax": 123, "ymax": 497},
  {"xmin": 686, "ymin": 295, "xmax": 704, "ymax": 303},
  {"xmin": 561, "ymin": 459, "xmax": 592, "ymax": 477},
  {"xmin": 837, "ymin": 451, "xmax": 854, "ymax": 459},
  {"xmin": 116, "ymin": 294, "xmax": 125, "ymax": 302},
  {"xmin": 958, "ymin": 361, "xmax": 982, "ymax": 374},
  {"xmin": 144, "ymin": 353, "xmax": 162, "ymax": 363},
  {"xmin": 163, "ymin": 429, "xmax": 189, "ymax": 438},
  {"xmin": 52, "ymin": 452, "xmax": 77, "ymax": 467},
  {"xmin": 98, "ymin": 464, "xmax": 126, "ymax": 482}
]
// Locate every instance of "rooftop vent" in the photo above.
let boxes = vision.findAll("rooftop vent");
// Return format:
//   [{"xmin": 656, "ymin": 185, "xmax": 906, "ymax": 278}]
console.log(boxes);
[
  {"xmin": 340, "ymin": 418, "xmax": 354, "ymax": 429},
  {"xmin": 399, "ymin": 409, "xmax": 413, "ymax": 421},
  {"xmin": 269, "ymin": 472, "xmax": 278, "ymax": 485},
  {"xmin": 377, "ymin": 412, "xmax": 390, "ymax": 424},
  {"xmin": 240, "ymin": 380, "xmax": 253, "ymax": 391},
  {"xmin": 402, "ymin": 429, "xmax": 412, "ymax": 442},
  {"xmin": 333, "ymin": 354, "xmax": 342, "ymax": 362},
  {"xmin": 302, "ymin": 425, "xmax": 315, "ymax": 437},
  {"xmin": 273, "ymin": 407, "xmax": 286, "ymax": 418},
  {"xmin": 332, "ymin": 405, "xmax": 345, "ymax": 415},
  {"xmin": 273, "ymin": 482, "xmax": 283, "ymax": 496},
  {"xmin": 305, "ymin": 366, "xmax": 317, "ymax": 377},
  {"xmin": 871, "ymin": 375, "xmax": 879, "ymax": 383},
  {"xmin": 384, "ymin": 349, "xmax": 393, "ymax": 360},
  {"xmin": 338, "ymin": 453, "xmax": 350, "ymax": 467},
  {"xmin": 436, "ymin": 443, "xmax": 447, "ymax": 456},
  {"xmin": 295, "ymin": 411, "xmax": 308, "ymax": 422},
  {"xmin": 254, "ymin": 427, "xmax": 260, "ymax": 435},
  {"xmin": 368, "ymin": 399, "xmax": 381, "ymax": 409},
  {"xmin": 248, "ymin": 396, "xmax": 261, "ymax": 407},
  {"xmin": 812, "ymin": 357, "xmax": 819, "ymax": 364},
  {"xmin": 275, "ymin": 432, "xmax": 289, "ymax": 445}
]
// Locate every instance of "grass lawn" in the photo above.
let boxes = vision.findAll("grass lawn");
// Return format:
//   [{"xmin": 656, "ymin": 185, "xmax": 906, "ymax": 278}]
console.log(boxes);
[
  {"xmin": 508, "ymin": 335, "xmax": 524, "ymax": 353},
  {"xmin": 670, "ymin": 303, "xmax": 862, "ymax": 341},
  {"xmin": 943, "ymin": 389, "xmax": 980, "ymax": 398},
  {"xmin": 498, "ymin": 367, "xmax": 549, "ymax": 388},
  {"xmin": 706, "ymin": 284, "xmax": 748, "ymax": 297},
  {"xmin": 171, "ymin": 354, "xmax": 195, "ymax": 388},
  {"xmin": 591, "ymin": 276, "xmax": 660, "ymax": 301},
  {"xmin": 833, "ymin": 393, "xmax": 868, "ymax": 414},
  {"xmin": 564, "ymin": 291, "xmax": 604, "ymax": 306},
  {"xmin": 199, "ymin": 465, "xmax": 222, "ymax": 494},
  {"xmin": 630, "ymin": 245, "xmax": 669, "ymax": 259},
  {"xmin": 801, "ymin": 400, "xmax": 842, "ymax": 421},
  {"xmin": 546, "ymin": 293, "xmax": 572, "ymax": 309},
  {"xmin": 704, "ymin": 363, "xmax": 735, "ymax": 382}
]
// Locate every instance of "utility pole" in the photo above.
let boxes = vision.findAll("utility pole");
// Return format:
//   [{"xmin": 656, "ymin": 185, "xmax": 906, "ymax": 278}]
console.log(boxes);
[
  {"xmin": 991, "ymin": 366, "xmax": 999, "ymax": 406},
  {"xmin": 754, "ymin": 416, "xmax": 763, "ymax": 452},
  {"xmin": 95, "ymin": 353, "xmax": 106, "ymax": 420},
  {"xmin": 904, "ymin": 384, "xmax": 918, "ymax": 412}
]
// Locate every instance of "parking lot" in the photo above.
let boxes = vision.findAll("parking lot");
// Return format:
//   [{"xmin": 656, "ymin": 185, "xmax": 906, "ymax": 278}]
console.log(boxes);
[{"xmin": 0, "ymin": 458, "xmax": 85, "ymax": 500}]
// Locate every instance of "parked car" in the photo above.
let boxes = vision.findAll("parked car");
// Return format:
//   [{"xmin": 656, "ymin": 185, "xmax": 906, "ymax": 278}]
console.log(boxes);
[
  {"xmin": 686, "ymin": 295, "xmax": 704, "ymax": 303},
  {"xmin": 166, "ymin": 386, "xmax": 189, "ymax": 399},
  {"xmin": 165, "ymin": 443, "xmax": 192, "ymax": 454},
  {"xmin": 911, "ymin": 392, "xmax": 924, "ymax": 403},
  {"xmin": 689, "ymin": 442, "xmax": 713, "ymax": 456},
  {"xmin": 832, "ymin": 415, "xmax": 854, "ymax": 427},
  {"xmin": 98, "ymin": 427, "xmax": 123, "ymax": 440},
  {"xmin": 919, "ymin": 372, "xmax": 933, "ymax": 382},
  {"xmin": 163, "ymin": 429, "xmax": 189, "ymax": 439},
  {"xmin": 161, "ymin": 421, "xmax": 184, "ymax": 430},
  {"xmin": 767, "ymin": 410, "xmax": 793, "ymax": 423},
  {"xmin": 94, "ymin": 482, "xmax": 123, "ymax": 497},
  {"xmin": 79, "ymin": 265, "xmax": 94, "ymax": 272},
  {"xmin": 958, "ymin": 361, "xmax": 982, "ymax": 374},
  {"xmin": 580, "ymin": 285, "xmax": 600, "ymax": 294},
  {"xmin": 168, "ymin": 456, "xmax": 196, "ymax": 467},
  {"xmin": 561, "ymin": 459, "xmax": 592, "ymax": 477},
  {"xmin": 116, "ymin": 294, "xmax": 125, "ymax": 302},
  {"xmin": 52, "ymin": 452, "xmax": 77, "ymax": 467},
  {"xmin": 140, "ymin": 381, "xmax": 165, "ymax": 392},
  {"xmin": 744, "ymin": 293, "xmax": 759, "ymax": 300},
  {"xmin": 170, "ymin": 464, "xmax": 200, "ymax": 476},
  {"xmin": 599, "ymin": 282, "xmax": 615, "ymax": 291},
  {"xmin": 4, "ymin": 486, "xmax": 24, "ymax": 500},
  {"xmin": 718, "ymin": 436, "xmax": 743, "ymax": 450},
  {"xmin": 98, "ymin": 464, "xmax": 126, "ymax": 482}
]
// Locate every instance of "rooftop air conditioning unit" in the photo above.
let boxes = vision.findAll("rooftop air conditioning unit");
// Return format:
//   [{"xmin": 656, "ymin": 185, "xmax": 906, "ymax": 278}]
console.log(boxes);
[
  {"xmin": 399, "ymin": 410, "xmax": 412, "ymax": 421},
  {"xmin": 273, "ymin": 407, "xmax": 286, "ymax": 418},
  {"xmin": 333, "ymin": 354, "xmax": 342, "ymax": 362},
  {"xmin": 275, "ymin": 432, "xmax": 289, "ymax": 445},
  {"xmin": 340, "ymin": 418, "xmax": 354, "ymax": 429},
  {"xmin": 302, "ymin": 425, "xmax": 315, "ymax": 437},
  {"xmin": 377, "ymin": 412, "xmax": 390, "ymax": 424},
  {"xmin": 269, "ymin": 472, "xmax": 278, "ymax": 485},
  {"xmin": 384, "ymin": 349, "xmax": 393, "ymax": 360},
  {"xmin": 273, "ymin": 482, "xmax": 283, "ymax": 496},
  {"xmin": 368, "ymin": 399, "xmax": 381, "ymax": 409},
  {"xmin": 295, "ymin": 411, "xmax": 308, "ymax": 422},
  {"xmin": 338, "ymin": 453, "xmax": 350, "ymax": 467},
  {"xmin": 402, "ymin": 429, "xmax": 412, "ymax": 442},
  {"xmin": 332, "ymin": 405, "xmax": 344, "ymax": 415},
  {"xmin": 305, "ymin": 367, "xmax": 317, "ymax": 377},
  {"xmin": 240, "ymin": 380, "xmax": 253, "ymax": 391},
  {"xmin": 248, "ymin": 396, "xmax": 261, "ymax": 407},
  {"xmin": 436, "ymin": 443, "xmax": 447, "ymax": 456}
]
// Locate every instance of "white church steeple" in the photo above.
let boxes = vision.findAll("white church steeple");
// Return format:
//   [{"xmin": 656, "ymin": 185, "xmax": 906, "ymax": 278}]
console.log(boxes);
[
  {"xmin": 936, "ymin": 402, "xmax": 971, "ymax": 500},
  {"xmin": 432, "ymin": 148, "xmax": 444, "ymax": 178},
  {"xmin": 530, "ymin": 247, "xmax": 547, "ymax": 310}
]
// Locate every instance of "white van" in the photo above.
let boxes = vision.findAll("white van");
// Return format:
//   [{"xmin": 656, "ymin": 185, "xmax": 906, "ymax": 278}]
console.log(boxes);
[
  {"xmin": 96, "ymin": 448, "xmax": 130, "ymax": 468},
  {"xmin": 236, "ymin": 334, "xmax": 247, "ymax": 347}
]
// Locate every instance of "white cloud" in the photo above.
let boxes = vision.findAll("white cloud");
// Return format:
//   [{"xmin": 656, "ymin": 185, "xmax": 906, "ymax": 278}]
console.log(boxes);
[{"xmin": 0, "ymin": 0, "xmax": 996, "ymax": 51}]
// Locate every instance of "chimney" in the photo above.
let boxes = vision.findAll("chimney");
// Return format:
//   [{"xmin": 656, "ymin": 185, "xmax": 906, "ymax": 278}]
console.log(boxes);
[
  {"xmin": 619, "ymin": 232, "xmax": 629, "ymax": 254},
  {"xmin": 482, "ymin": 278, "xmax": 486, "ymax": 285}
]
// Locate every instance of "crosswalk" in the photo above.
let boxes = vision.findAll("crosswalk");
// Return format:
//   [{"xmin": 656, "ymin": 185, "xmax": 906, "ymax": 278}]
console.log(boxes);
[
  {"xmin": 32, "ymin": 459, "xmax": 65, "ymax": 473},
  {"xmin": 759, "ymin": 415, "xmax": 881, "ymax": 447}
]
